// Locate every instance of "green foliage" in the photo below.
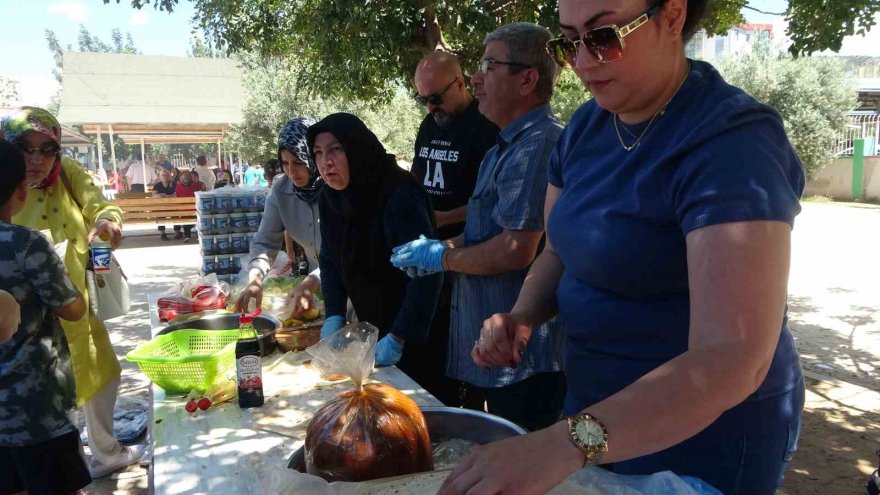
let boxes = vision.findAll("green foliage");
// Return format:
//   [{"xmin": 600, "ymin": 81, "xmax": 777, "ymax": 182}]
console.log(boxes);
[
  {"xmin": 118, "ymin": 0, "xmax": 877, "ymax": 100},
  {"xmin": 551, "ymin": 69, "xmax": 591, "ymax": 123},
  {"xmin": 718, "ymin": 47, "xmax": 857, "ymax": 180},
  {"xmin": 188, "ymin": 35, "xmax": 226, "ymax": 58},
  {"xmin": 226, "ymin": 53, "xmax": 424, "ymax": 164},
  {"xmin": 0, "ymin": 77, "xmax": 20, "ymax": 107}
]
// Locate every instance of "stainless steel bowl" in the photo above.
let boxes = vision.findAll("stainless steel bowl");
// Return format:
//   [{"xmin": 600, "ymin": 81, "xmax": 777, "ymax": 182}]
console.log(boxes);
[
  {"xmin": 287, "ymin": 406, "xmax": 526, "ymax": 470},
  {"xmin": 156, "ymin": 311, "xmax": 280, "ymax": 357}
]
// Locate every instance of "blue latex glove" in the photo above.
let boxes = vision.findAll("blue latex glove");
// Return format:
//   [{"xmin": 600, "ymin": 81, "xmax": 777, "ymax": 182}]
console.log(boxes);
[
  {"xmin": 375, "ymin": 334, "xmax": 404, "ymax": 367},
  {"xmin": 390, "ymin": 235, "xmax": 446, "ymax": 278},
  {"xmin": 320, "ymin": 315, "xmax": 346, "ymax": 340}
]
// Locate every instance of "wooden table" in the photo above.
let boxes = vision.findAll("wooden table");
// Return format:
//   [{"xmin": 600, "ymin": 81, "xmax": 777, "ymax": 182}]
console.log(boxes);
[{"xmin": 146, "ymin": 295, "xmax": 442, "ymax": 495}]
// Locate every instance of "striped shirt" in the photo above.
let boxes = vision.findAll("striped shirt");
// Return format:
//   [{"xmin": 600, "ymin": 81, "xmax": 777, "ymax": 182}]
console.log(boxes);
[{"xmin": 448, "ymin": 104, "xmax": 565, "ymax": 388}]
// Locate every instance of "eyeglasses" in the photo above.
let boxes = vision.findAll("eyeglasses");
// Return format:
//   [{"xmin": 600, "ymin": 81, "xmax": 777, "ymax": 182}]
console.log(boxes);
[
  {"xmin": 546, "ymin": 2, "xmax": 663, "ymax": 67},
  {"xmin": 477, "ymin": 58, "xmax": 532, "ymax": 74},
  {"xmin": 13, "ymin": 141, "xmax": 60, "ymax": 158},
  {"xmin": 413, "ymin": 78, "xmax": 459, "ymax": 106}
]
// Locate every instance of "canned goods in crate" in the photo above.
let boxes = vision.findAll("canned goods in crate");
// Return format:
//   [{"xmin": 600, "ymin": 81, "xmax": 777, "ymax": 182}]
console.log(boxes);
[
  {"xmin": 202, "ymin": 256, "xmax": 218, "ymax": 274},
  {"xmin": 245, "ymin": 232, "xmax": 256, "ymax": 249},
  {"xmin": 231, "ymin": 233, "xmax": 246, "ymax": 253},
  {"xmin": 196, "ymin": 193, "xmax": 214, "ymax": 214},
  {"xmin": 235, "ymin": 195, "xmax": 250, "ymax": 211},
  {"xmin": 218, "ymin": 195, "xmax": 235, "ymax": 212},
  {"xmin": 91, "ymin": 241, "xmax": 112, "ymax": 272},
  {"xmin": 230, "ymin": 213, "xmax": 246, "ymax": 232},
  {"xmin": 218, "ymin": 255, "xmax": 232, "ymax": 274},
  {"xmin": 215, "ymin": 235, "xmax": 231, "ymax": 253},
  {"xmin": 213, "ymin": 214, "xmax": 230, "ymax": 234},
  {"xmin": 199, "ymin": 234, "xmax": 215, "ymax": 254},
  {"xmin": 198, "ymin": 214, "xmax": 214, "ymax": 234},
  {"xmin": 256, "ymin": 193, "xmax": 266, "ymax": 209},
  {"xmin": 245, "ymin": 212, "xmax": 261, "ymax": 229}
]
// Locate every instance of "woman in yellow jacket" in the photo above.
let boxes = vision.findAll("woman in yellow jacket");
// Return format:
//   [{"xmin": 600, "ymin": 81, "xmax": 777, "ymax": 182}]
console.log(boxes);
[{"xmin": 1, "ymin": 107, "xmax": 144, "ymax": 478}]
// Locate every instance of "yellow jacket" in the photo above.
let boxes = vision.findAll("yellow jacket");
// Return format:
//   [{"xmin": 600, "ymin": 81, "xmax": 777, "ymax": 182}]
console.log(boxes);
[{"xmin": 13, "ymin": 157, "xmax": 123, "ymax": 405}]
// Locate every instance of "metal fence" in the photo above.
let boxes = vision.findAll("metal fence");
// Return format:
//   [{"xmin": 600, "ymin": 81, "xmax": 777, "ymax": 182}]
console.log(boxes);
[{"xmin": 832, "ymin": 112, "xmax": 879, "ymax": 157}]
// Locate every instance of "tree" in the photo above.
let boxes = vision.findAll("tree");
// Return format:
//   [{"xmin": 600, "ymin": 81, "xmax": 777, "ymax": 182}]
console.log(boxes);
[
  {"xmin": 225, "ymin": 53, "xmax": 424, "ymax": 164},
  {"xmin": 0, "ymin": 77, "xmax": 20, "ymax": 108},
  {"xmin": 718, "ymin": 47, "xmax": 857, "ymax": 180},
  {"xmin": 188, "ymin": 35, "xmax": 226, "ymax": 58},
  {"xmin": 113, "ymin": 0, "xmax": 877, "ymax": 100}
]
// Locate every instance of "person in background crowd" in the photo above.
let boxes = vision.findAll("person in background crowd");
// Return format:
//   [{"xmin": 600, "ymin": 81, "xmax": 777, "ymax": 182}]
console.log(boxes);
[
  {"xmin": 1, "ymin": 107, "xmax": 144, "ymax": 479},
  {"xmin": 194, "ymin": 154, "xmax": 216, "ymax": 191},
  {"xmin": 0, "ymin": 139, "xmax": 93, "ymax": 495},
  {"xmin": 263, "ymin": 158, "xmax": 283, "ymax": 187},
  {"xmin": 94, "ymin": 165, "xmax": 108, "ymax": 187},
  {"xmin": 173, "ymin": 169, "xmax": 202, "ymax": 243},
  {"xmin": 243, "ymin": 162, "xmax": 265, "ymax": 187},
  {"xmin": 156, "ymin": 154, "xmax": 173, "ymax": 172},
  {"xmin": 438, "ymin": 0, "xmax": 806, "ymax": 493},
  {"xmin": 310, "ymin": 112, "xmax": 442, "ymax": 369},
  {"xmin": 124, "ymin": 158, "xmax": 156, "ymax": 193},
  {"xmin": 403, "ymin": 50, "xmax": 501, "ymax": 406},
  {"xmin": 215, "ymin": 170, "xmax": 233, "ymax": 188},
  {"xmin": 107, "ymin": 168, "xmax": 122, "ymax": 192},
  {"xmin": 152, "ymin": 168, "xmax": 180, "ymax": 241},
  {"xmin": 392, "ymin": 23, "xmax": 566, "ymax": 432}
]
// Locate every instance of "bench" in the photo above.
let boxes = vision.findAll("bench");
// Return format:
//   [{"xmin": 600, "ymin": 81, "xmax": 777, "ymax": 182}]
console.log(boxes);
[{"xmin": 113, "ymin": 196, "xmax": 197, "ymax": 226}]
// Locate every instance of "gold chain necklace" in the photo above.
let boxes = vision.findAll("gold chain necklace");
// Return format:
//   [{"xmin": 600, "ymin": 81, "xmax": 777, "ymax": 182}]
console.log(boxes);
[{"xmin": 613, "ymin": 63, "xmax": 690, "ymax": 152}]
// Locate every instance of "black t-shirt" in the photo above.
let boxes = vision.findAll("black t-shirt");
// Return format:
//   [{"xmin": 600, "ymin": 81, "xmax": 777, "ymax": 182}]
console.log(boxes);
[
  {"xmin": 153, "ymin": 181, "xmax": 176, "ymax": 196},
  {"xmin": 411, "ymin": 99, "xmax": 499, "ymax": 239}
]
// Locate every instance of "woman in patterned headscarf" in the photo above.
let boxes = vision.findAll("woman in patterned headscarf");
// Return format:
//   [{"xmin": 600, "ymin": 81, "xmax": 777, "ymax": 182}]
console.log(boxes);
[
  {"xmin": 0, "ymin": 107, "xmax": 145, "ymax": 478},
  {"xmin": 235, "ymin": 117, "xmax": 326, "ymax": 318}
]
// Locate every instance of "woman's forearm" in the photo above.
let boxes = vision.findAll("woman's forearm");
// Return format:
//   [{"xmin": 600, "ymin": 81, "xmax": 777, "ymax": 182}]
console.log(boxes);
[{"xmin": 510, "ymin": 248, "xmax": 564, "ymax": 328}]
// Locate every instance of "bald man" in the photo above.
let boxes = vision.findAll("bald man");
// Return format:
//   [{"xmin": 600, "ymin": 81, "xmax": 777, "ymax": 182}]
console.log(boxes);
[{"xmin": 399, "ymin": 51, "xmax": 499, "ymax": 406}]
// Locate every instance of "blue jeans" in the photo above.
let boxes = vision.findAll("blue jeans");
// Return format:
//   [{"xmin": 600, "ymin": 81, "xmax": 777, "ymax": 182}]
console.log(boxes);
[{"xmin": 606, "ymin": 375, "xmax": 805, "ymax": 494}]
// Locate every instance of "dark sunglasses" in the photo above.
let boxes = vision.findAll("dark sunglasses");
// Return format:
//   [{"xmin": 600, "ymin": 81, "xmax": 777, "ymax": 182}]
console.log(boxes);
[
  {"xmin": 546, "ymin": 2, "xmax": 663, "ymax": 67},
  {"xmin": 413, "ymin": 78, "xmax": 458, "ymax": 106},
  {"xmin": 13, "ymin": 140, "xmax": 60, "ymax": 158},
  {"xmin": 477, "ymin": 58, "xmax": 532, "ymax": 74}
]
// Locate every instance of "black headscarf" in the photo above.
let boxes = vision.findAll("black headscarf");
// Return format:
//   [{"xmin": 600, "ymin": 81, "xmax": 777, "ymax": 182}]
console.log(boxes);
[{"xmin": 308, "ymin": 113, "xmax": 426, "ymax": 334}]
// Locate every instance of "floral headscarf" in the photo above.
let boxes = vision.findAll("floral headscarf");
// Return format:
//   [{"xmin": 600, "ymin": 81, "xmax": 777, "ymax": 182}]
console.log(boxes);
[
  {"xmin": 0, "ymin": 107, "xmax": 62, "ymax": 189},
  {"xmin": 278, "ymin": 117, "xmax": 323, "ymax": 204}
]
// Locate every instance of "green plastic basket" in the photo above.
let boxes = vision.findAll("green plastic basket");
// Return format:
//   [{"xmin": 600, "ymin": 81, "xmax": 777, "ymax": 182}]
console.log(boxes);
[{"xmin": 126, "ymin": 329, "xmax": 239, "ymax": 394}]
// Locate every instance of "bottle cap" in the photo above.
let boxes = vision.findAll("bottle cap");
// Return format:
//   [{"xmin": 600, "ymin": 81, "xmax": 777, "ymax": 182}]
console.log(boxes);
[{"xmin": 239, "ymin": 307, "xmax": 261, "ymax": 324}]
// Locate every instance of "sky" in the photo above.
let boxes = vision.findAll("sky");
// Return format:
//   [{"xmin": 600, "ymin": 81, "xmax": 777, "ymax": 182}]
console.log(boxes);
[{"xmin": 0, "ymin": 0, "xmax": 878, "ymax": 107}]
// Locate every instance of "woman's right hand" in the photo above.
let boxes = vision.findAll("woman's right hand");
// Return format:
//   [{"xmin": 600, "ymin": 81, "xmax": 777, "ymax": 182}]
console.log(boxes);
[
  {"xmin": 286, "ymin": 276, "xmax": 319, "ymax": 319},
  {"xmin": 472, "ymin": 313, "xmax": 533, "ymax": 370},
  {"xmin": 235, "ymin": 279, "xmax": 263, "ymax": 313}
]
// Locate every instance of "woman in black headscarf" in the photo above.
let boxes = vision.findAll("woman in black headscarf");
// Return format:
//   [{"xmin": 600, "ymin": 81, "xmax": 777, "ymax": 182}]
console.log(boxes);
[{"xmin": 310, "ymin": 113, "xmax": 442, "ymax": 367}]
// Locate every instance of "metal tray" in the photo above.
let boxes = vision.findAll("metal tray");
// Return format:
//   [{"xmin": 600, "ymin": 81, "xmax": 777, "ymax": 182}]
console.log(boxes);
[
  {"xmin": 287, "ymin": 406, "xmax": 526, "ymax": 471},
  {"xmin": 156, "ymin": 311, "xmax": 280, "ymax": 357}
]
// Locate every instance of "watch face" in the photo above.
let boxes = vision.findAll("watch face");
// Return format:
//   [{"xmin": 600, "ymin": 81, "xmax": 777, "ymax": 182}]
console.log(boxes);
[{"xmin": 575, "ymin": 420, "xmax": 604, "ymax": 447}]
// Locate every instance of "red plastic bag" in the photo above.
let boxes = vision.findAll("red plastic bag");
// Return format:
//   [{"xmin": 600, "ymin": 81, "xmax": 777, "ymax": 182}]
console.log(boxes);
[
  {"xmin": 303, "ymin": 323, "xmax": 433, "ymax": 482},
  {"xmin": 157, "ymin": 274, "xmax": 229, "ymax": 321}
]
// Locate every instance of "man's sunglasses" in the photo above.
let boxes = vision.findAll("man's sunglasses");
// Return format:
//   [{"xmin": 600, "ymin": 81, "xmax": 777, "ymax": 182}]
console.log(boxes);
[
  {"xmin": 546, "ymin": 2, "xmax": 663, "ymax": 67},
  {"xmin": 413, "ymin": 78, "xmax": 458, "ymax": 106},
  {"xmin": 477, "ymin": 58, "xmax": 532, "ymax": 74},
  {"xmin": 14, "ymin": 141, "xmax": 60, "ymax": 158}
]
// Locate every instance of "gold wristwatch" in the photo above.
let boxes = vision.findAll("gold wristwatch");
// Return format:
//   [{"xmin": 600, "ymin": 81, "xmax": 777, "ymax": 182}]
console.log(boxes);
[{"xmin": 566, "ymin": 412, "xmax": 608, "ymax": 467}]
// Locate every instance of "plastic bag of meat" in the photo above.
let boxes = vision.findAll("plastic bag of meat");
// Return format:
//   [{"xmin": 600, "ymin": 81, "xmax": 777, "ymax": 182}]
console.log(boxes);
[{"xmin": 303, "ymin": 322, "xmax": 433, "ymax": 482}]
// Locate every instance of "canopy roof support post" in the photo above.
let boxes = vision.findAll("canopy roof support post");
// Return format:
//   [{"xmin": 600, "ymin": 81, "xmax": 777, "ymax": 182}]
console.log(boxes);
[
  {"xmin": 96, "ymin": 126, "xmax": 104, "ymax": 172},
  {"xmin": 141, "ymin": 138, "xmax": 147, "ymax": 192},
  {"xmin": 108, "ymin": 125, "xmax": 118, "ymax": 182},
  {"xmin": 217, "ymin": 138, "xmax": 222, "ymax": 175}
]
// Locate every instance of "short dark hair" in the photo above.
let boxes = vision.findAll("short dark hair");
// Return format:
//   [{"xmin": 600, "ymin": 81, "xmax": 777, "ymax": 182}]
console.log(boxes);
[
  {"xmin": 196, "ymin": 155, "xmax": 207, "ymax": 166},
  {"xmin": 0, "ymin": 140, "xmax": 26, "ymax": 205},
  {"xmin": 264, "ymin": 158, "xmax": 281, "ymax": 180}
]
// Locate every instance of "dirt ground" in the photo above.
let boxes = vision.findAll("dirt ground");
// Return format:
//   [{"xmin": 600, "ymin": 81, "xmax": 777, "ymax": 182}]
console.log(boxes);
[{"xmin": 87, "ymin": 202, "xmax": 880, "ymax": 494}]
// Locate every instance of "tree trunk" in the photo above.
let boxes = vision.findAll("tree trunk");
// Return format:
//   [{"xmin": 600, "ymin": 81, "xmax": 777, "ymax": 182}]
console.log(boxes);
[{"xmin": 419, "ymin": 1, "xmax": 451, "ymax": 53}]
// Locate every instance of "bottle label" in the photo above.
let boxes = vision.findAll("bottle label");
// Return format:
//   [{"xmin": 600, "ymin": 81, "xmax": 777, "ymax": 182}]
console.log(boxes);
[
  {"xmin": 236, "ymin": 355, "xmax": 262, "ymax": 390},
  {"xmin": 91, "ymin": 245, "xmax": 112, "ymax": 272}
]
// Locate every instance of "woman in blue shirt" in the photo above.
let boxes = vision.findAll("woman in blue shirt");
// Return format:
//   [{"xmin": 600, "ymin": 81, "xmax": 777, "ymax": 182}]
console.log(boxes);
[{"xmin": 440, "ymin": 1, "xmax": 805, "ymax": 494}]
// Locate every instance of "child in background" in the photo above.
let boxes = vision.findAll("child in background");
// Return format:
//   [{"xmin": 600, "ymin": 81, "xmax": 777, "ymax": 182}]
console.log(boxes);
[{"xmin": 0, "ymin": 140, "xmax": 92, "ymax": 495}]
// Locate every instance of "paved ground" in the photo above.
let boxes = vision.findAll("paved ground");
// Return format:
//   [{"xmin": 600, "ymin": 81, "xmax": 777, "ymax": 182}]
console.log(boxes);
[{"xmin": 85, "ymin": 202, "xmax": 880, "ymax": 494}]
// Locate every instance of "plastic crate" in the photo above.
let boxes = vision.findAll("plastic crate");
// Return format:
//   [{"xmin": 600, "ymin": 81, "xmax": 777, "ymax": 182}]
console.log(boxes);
[{"xmin": 126, "ymin": 329, "xmax": 238, "ymax": 394}]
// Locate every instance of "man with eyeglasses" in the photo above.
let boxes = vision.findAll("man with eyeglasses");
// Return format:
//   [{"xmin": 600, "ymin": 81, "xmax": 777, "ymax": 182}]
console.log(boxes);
[
  {"xmin": 392, "ymin": 23, "xmax": 566, "ymax": 431},
  {"xmin": 400, "ymin": 51, "xmax": 500, "ymax": 407}
]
